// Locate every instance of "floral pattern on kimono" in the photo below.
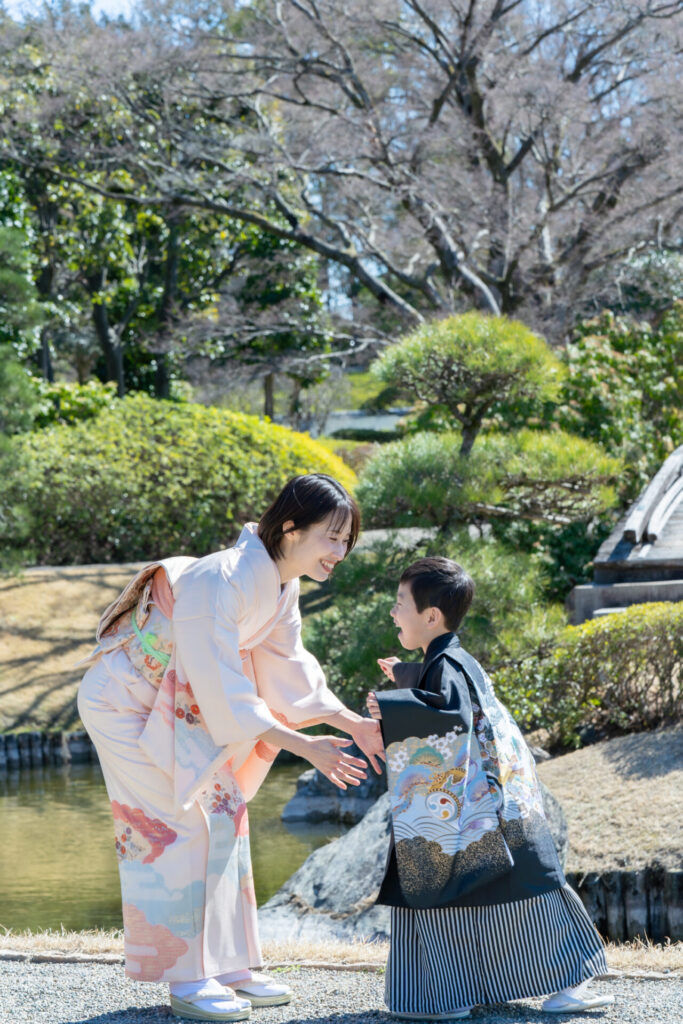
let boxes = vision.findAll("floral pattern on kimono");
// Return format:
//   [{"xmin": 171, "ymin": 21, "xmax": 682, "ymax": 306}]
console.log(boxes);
[{"xmin": 111, "ymin": 802, "xmax": 177, "ymax": 864}]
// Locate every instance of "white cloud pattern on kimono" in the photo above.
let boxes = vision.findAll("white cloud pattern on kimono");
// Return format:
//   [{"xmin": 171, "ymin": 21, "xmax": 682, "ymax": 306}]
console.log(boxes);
[{"xmin": 119, "ymin": 860, "xmax": 206, "ymax": 940}]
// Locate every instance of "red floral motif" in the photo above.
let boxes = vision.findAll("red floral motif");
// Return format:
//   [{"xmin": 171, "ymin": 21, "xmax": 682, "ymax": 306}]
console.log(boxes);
[
  {"xmin": 122, "ymin": 903, "xmax": 188, "ymax": 982},
  {"xmin": 272, "ymin": 709, "xmax": 321, "ymax": 730},
  {"xmin": 208, "ymin": 781, "xmax": 245, "ymax": 821},
  {"xmin": 111, "ymin": 802, "xmax": 177, "ymax": 864},
  {"xmin": 174, "ymin": 680, "xmax": 203, "ymax": 726}
]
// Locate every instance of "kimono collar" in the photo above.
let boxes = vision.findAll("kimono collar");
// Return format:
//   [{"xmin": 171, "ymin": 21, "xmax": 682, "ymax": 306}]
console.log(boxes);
[
  {"xmin": 235, "ymin": 522, "xmax": 288, "ymax": 598},
  {"xmin": 418, "ymin": 632, "xmax": 460, "ymax": 685}
]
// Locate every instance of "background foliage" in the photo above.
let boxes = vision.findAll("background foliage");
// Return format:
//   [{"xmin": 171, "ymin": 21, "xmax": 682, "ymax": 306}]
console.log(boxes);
[
  {"xmin": 0, "ymin": 394, "xmax": 356, "ymax": 564},
  {"xmin": 494, "ymin": 603, "xmax": 683, "ymax": 748},
  {"xmin": 304, "ymin": 531, "xmax": 565, "ymax": 712}
]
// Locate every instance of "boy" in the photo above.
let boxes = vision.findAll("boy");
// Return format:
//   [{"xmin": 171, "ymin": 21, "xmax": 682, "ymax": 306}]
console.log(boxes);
[{"xmin": 366, "ymin": 557, "xmax": 612, "ymax": 1020}]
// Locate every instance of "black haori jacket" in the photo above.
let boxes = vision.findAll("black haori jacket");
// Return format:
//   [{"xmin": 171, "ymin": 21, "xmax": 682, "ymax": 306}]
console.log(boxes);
[{"xmin": 375, "ymin": 633, "xmax": 564, "ymax": 910}]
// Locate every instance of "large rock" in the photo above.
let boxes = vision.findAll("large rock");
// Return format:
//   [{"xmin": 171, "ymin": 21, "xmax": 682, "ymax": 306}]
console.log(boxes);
[
  {"xmin": 541, "ymin": 780, "xmax": 568, "ymax": 871},
  {"xmin": 260, "ymin": 791, "xmax": 393, "ymax": 941},
  {"xmin": 259, "ymin": 782, "xmax": 568, "ymax": 942}
]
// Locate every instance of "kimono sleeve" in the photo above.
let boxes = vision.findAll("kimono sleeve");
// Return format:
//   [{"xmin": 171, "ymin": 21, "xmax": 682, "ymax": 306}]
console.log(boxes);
[
  {"xmin": 377, "ymin": 653, "xmax": 514, "ymax": 910},
  {"xmin": 172, "ymin": 575, "xmax": 278, "ymax": 747},
  {"xmin": 377, "ymin": 658, "xmax": 470, "ymax": 746},
  {"xmin": 250, "ymin": 582, "xmax": 344, "ymax": 725},
  {"xmin": 392, "ymin": 661, "xmax": 421, "ymax": 689}
]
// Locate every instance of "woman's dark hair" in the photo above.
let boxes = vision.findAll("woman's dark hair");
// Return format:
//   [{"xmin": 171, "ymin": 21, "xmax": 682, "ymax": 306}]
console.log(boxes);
[
  {"xmin": 400, "ymin": 557, "xmax": 475, "ymax": 632},
  {"xmin": 258, "ymin": 474, "xmax": 360, "ymax": 559}
]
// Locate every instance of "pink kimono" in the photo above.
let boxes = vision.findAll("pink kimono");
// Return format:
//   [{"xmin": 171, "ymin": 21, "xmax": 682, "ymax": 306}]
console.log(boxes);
[{"xmin": 78, "ymin": 523, "xmax": 344, "ymax": 983}]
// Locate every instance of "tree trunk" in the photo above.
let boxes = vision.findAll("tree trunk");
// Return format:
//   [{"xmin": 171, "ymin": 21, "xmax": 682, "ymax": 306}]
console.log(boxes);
[
  {"xmin": 87, "ymin": 268, "xmax": 125, "ymax": 397},
  {"xmin": 155, "ymin": 355, "xmax": 171, "ymax": 400},
  {"xmin": 39, "ymin": 329, "xmax": 54, "ymax": 382},
  {"xmin": 264, "ymin": 372, "xmax": 275, "ymax": 419},
  {"xmin": 153, "ymin": 218, "xmax": 180, "ymax": 400}
]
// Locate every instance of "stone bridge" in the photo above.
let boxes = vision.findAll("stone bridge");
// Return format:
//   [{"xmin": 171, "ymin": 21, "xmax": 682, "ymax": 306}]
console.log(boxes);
[{"xmin": 569, "ymin": 444, "xmax": 683, "ymax": 624}]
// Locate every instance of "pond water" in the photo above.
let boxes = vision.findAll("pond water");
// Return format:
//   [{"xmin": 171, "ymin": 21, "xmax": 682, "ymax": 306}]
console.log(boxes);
[{"xmin": 0, "ymin": 762, "xmax": 346, "ymax": 933}]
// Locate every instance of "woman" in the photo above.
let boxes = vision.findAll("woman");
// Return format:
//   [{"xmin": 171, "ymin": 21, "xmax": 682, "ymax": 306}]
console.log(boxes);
[{"xmin": 78, "ymin": 474, "xmax": 383, "ymax": 1022}]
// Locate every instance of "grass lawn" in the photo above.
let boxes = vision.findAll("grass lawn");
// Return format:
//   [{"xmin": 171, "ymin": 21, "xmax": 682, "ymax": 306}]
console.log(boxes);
[
  {"xmin": 0, "ymin": 929, "xmax": 680, "ymax": 974},
  {"xmin": 536, "ymin": 725, "xmax": 683, "ymax": 872},
  {"xmin": 0, "ymin": 565, "xmax": 143, "ymax": 733}
]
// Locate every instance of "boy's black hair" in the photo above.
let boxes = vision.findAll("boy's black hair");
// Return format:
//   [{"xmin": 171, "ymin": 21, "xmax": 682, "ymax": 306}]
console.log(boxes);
[
  {"xmin": 258, "ymin": 474, "xmax": 360, "ymax": 560},
  {"xmin": 400, "ymin": 557, "xmax": 474, "ymax": 632}
]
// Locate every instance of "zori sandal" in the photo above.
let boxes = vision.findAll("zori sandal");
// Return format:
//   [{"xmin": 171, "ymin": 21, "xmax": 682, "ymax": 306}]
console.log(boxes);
[
  {"xmin": 169, "ymin": 979, "xmax": 251, "ymax": 1021},
  {"xmin": 231, "ymin": 971, "xmax": 293, "ymax": 1006},
  {"xmin": 542, "ymin": 991, "xmax": 615, "ymax": 1013}
]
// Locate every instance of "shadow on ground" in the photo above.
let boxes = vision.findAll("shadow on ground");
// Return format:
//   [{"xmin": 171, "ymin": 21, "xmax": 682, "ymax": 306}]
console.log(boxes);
[
  {"xmin": 60, "ymin": 1005, "xmax": 614, "ymax": 1024},
  {"xmin": 602, "ymin": 725, "xmax": 682, "ymax": 780}
]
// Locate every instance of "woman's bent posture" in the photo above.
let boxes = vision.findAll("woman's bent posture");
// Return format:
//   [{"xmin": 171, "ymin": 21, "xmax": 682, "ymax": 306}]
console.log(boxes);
[{"xmin": 79, "ymin": 474, "xmax": 383, "ymax": 1021}]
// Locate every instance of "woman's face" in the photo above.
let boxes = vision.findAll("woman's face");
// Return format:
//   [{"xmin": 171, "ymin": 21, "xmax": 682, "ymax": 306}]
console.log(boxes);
[{"xmin": 280, "ymin": 513, "xmax": 352, "ymax": 582}]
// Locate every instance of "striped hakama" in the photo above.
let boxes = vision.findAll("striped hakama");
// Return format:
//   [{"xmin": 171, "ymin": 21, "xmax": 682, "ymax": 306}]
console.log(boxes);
[{"xmin": 386, "ymin": 885, "xmax": 608, "ymax": 1014}]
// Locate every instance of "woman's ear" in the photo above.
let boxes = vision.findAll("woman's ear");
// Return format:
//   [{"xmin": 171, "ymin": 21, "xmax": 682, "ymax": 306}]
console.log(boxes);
[{"xmin": 282, "ymin": 519, "xmax": 297, "ymax": 538}]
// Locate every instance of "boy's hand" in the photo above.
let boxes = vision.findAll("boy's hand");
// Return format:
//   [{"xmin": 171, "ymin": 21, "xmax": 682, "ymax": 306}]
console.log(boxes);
[
  {"xmin": 366, "ymin": 691, "xmax": 382, "ymax": 720},
  {"xmin": 350, "ymin": 716, "xmax": 385, "ymax": 773},
  {"xmin": 377, "ymin": 656, "xmax": 400, "ymax": 682}
]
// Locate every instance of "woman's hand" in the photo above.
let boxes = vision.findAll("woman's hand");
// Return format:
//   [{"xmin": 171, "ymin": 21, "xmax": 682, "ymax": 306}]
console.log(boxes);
[
  {"xmin": 304, "ymin": 735, "xmax": 368, "ymax": 790},
  {"xmin": 377, "ymin": 656, "xmax": 400, "ymax": 682},
  {"xmin": 350, "ymin": 716, "xmax": 385, "ymax": 774},
  {"xmin": 366, "ymin": 691, "xmax": 382, "ymax": 721}
]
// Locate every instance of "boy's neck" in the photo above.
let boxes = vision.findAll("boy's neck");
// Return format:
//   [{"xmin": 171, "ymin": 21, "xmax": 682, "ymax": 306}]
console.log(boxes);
[{"xmin": 420, "ymin": 628, "xmax": 453, "ymax": 655}]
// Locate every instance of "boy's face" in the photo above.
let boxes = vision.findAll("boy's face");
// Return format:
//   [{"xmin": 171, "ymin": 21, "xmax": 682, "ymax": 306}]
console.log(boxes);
[{"xmin": 391, "ymin": 582, "xmax": 434, "ymax": 652}]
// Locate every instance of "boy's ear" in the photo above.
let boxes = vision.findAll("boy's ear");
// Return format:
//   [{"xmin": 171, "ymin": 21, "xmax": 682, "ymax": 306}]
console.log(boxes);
[{"xmin": 427, "ymin": 606, "xmax": 444, "ymax": 627}]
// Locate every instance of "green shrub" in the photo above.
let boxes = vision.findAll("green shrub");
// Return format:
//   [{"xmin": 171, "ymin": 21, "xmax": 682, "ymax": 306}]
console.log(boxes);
[
  {"xmin": 304, "ymin": 531, "xmax": 565, "ymax": 711},
  {"xmin": 558, "ymin": 304, "xmax": 683, "ymax": 496},
  {"xmin": 357, "ymin": 429, "xmax": 619, "ymax": 529},
  {"xmin": 488, "ymin": 517, "xmax": 615, "ymax": 604},
  {"xmin": 494, "ymin": 602, "xmax": 683, "ymax": 747},
  {"xmin": 32, "ymin": 379, "xmax": 119, "ymax": 427},
  {"xmin": 1, "ymin": 393, "xmax": 356, "ymax": 565}
]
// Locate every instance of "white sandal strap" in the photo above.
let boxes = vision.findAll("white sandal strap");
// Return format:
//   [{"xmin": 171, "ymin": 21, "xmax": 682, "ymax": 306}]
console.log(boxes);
[{"xmin": 173, "ymin": 980, "xmax": 233, "ymax": 1004}]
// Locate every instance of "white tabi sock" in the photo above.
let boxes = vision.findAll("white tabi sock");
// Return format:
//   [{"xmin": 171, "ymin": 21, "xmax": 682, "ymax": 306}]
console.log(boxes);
[
  {"xmin": 559, "ymin": 980, "xmax": 592, "ymax": 999},
  {"xmin": 214, "ymin": 969, "xmax": 252, "ymax": 986}
]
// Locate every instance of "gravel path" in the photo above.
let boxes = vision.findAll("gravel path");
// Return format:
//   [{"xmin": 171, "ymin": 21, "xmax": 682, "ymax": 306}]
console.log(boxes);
[{"xmin": 0, "ymin": 963, "xmax": 680, "ymax": 1024}]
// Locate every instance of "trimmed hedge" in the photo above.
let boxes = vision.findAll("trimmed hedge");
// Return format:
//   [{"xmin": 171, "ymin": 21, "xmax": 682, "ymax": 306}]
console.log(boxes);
[
  {"xmin": 1, "ymin": 394, "xmax": 356, "ymax": 564},
  {"xmin": 356, "ymin": 428, "xmax": 619, "ymax": 529},
  {"xmin": 494, "ymin": 602, "xmax": 683, "ymax": 747}
]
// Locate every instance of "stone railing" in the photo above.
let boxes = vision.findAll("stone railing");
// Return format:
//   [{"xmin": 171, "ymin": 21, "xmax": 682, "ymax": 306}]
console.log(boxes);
[
  {"xmin": 566, "ymin": 866, "xmax": 682, "ymax": 944},
  {"xmin": 0, "ymin": 730, "xmax": 96, "ymax": 770}
]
